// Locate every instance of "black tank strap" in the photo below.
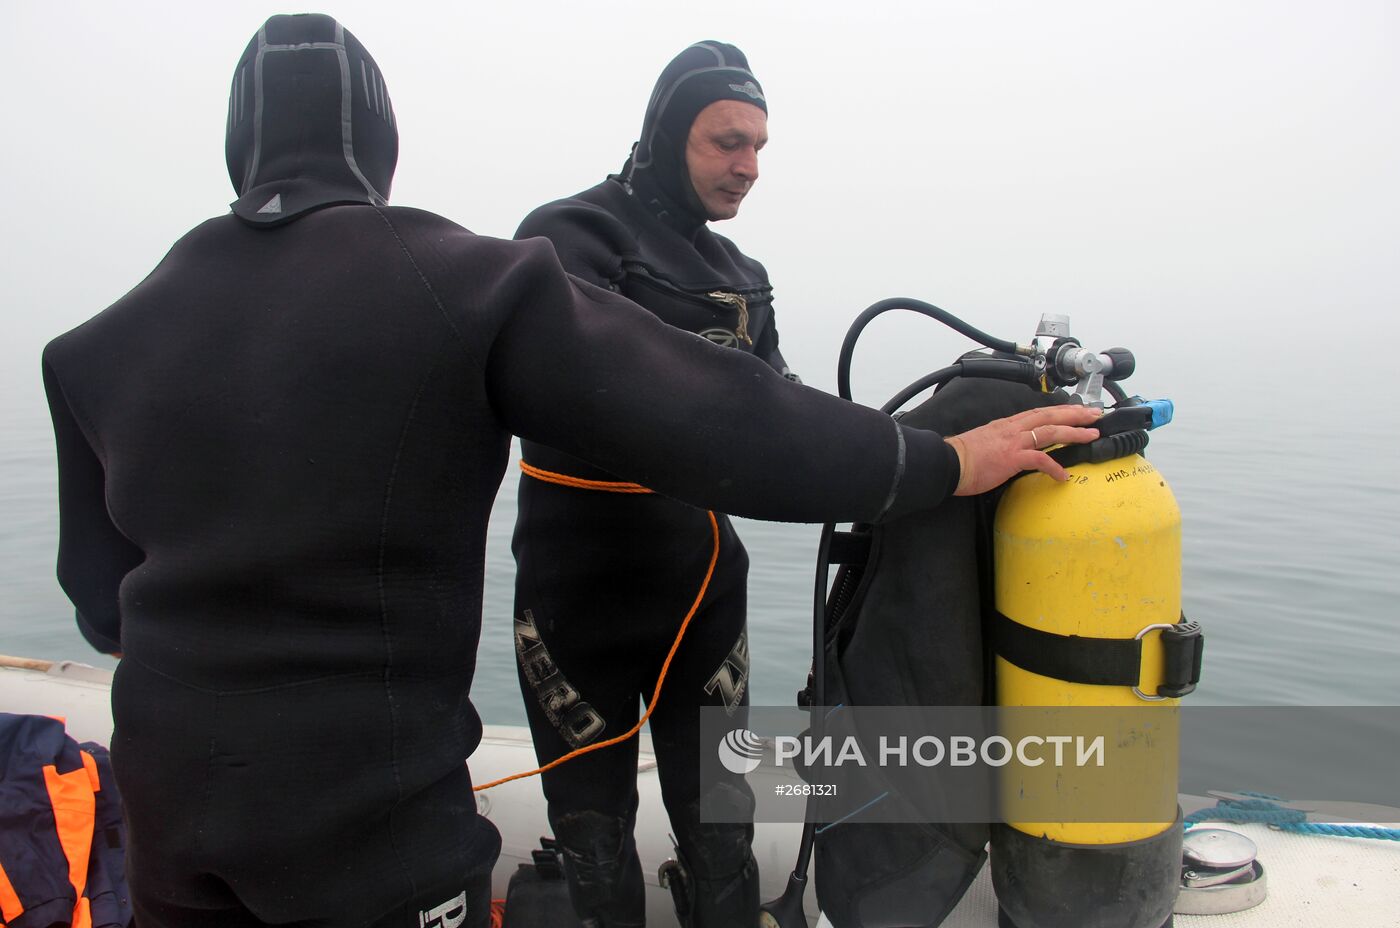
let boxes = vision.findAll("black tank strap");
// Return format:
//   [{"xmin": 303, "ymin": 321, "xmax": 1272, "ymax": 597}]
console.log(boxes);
[
  {"xmin": 994, "ymin": 611, "xmax": 1203, "ymax": 698},
  {"xmin": 828, "ymin": 530, "xmax": 871, "ymax": 565}
]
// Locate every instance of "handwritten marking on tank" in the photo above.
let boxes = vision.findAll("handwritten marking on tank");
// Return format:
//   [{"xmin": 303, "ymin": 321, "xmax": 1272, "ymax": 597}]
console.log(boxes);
[{"xmin": 1104, "ymin": 462, "xmax": 1157, "ymax": 484}]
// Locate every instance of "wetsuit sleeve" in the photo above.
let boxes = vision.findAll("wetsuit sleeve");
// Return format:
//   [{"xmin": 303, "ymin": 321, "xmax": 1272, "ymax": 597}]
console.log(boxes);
[
  {"xmin": 485, "ymin": 241, "xmax": 959, "ymax": 523},
  {"xmin": 758, "ymin": 331, "xmax": 799, "ymax": 383},
  {"xmin": 515, "ymin": 202, "xmax": 629, "ymax": 291},
  {"xmin": 41, "ymin": 352, "xmax": 140, "ymax": 654}
]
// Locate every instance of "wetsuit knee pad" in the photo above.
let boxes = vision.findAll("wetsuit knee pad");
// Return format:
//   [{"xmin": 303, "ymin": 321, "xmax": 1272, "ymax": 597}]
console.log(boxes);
[{"xmin": 549, "ymin": 810, "xmax": 645, "ymax": 928}]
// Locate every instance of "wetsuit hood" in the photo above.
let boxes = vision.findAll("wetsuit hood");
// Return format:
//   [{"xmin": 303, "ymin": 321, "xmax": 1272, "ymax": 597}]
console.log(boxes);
[
  {"xmin": 621, "ymin": 41, "xmax": 766, "ymax": 231},
  {"xmin": 226, "ymin": 14, "xmax": 398, "ymax": 227}
]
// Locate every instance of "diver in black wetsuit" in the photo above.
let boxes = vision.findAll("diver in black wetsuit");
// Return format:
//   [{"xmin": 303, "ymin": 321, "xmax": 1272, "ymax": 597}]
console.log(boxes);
[
  {"xmin": 509, "ymin": 42, "xmax": 788, "ymax": 928},
  {"xmin": 42, "ymin": 16, "xmax": 1100, "ymax": 928}
]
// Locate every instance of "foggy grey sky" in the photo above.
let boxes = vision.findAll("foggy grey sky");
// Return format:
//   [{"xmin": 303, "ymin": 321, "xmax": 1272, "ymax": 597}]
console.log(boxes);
[
  {"xmin": 3, "ymin": 0, "xmax": 1397, "ymax": 418},
  {"xmin": 3, "ymin": 1, "xmax": 1399, "ymax": 700}
]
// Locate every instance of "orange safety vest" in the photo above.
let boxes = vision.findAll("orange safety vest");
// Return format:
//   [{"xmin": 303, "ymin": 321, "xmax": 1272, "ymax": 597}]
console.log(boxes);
[{"xmin": 0, "ymin": 713, "xmax": 129, "ymax": 928}]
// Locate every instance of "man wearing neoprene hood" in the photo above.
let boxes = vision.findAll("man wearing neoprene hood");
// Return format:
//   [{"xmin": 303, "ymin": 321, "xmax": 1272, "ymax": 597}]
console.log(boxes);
[
  {"xmin": 509, "ymin": 42, "xmax": 793, "ymax": 928},
  {"xmin": 42, "ymin": 16, "xmax": 1099, "ymax": 928}
]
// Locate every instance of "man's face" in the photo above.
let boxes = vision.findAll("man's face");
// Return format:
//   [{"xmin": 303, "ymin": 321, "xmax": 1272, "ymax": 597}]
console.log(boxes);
[{"xmin": 684, "ymin": 100, "xmax": 768, "ymax": 221}]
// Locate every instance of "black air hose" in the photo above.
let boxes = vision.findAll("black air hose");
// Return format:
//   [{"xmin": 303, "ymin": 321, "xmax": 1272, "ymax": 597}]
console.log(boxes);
[{"xmin": 838, "ymin": 299, "xmax": 1020, "ymax": 402}]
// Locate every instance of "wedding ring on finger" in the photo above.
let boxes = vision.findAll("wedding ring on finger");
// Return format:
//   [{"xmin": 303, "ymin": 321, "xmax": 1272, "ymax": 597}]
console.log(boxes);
[{"xmin": 1030, "ymin": 429, "xmax": 1040, "ymax": 448}]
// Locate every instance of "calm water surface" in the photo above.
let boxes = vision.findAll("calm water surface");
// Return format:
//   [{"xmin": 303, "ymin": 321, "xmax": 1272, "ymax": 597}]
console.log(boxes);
[{"xmin": 4, "ymin": 363, "xmax": 1397, "ymax": 720}]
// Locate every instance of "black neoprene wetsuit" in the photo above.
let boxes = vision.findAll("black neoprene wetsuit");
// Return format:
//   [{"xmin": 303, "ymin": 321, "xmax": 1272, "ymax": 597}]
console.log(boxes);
[
  {"xmin": 42, "ymin": 18, "xmax": 960, "ymax": 928},
  {"xmin": 510, "ymin": 42, "xmax": 792, "ymax": 928}
]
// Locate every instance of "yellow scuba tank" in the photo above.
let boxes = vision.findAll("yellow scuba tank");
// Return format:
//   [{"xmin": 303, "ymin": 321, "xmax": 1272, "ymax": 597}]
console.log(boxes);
[
  {"xmin": 989, "ymin": 316, "xmax": 1202, "ymax": 928},
  {"xmin": 767, "ymin": 303, "xmax": 1204, "ymax": 928}
]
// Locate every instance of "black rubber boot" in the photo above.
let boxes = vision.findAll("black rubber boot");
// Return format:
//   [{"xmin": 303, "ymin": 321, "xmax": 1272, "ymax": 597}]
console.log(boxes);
[
  {"xmin": 669, "ymin": 786, "xmax": 761, "ymax": 928},
  {"xmin": 550, "ymin": 809, "xmax": 646, "ymax": 928}
]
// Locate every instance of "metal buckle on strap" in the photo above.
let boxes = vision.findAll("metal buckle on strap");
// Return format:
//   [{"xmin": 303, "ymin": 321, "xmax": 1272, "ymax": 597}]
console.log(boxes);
[
  {"xmin": 1133, "ymin": 618, "xmax": 1204, "ymax": 701},
  {"xmin": 995, "ymin": 610, "xmax": 1205, "ymax": 698}
]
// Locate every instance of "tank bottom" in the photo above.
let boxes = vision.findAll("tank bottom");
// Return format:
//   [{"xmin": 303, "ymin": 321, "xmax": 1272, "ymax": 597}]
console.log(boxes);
[
  {"xmin": 999, "ymin": 910, "xmax": 1171, "ymax": 928},
  {"xmin": 990, "ymin": 813, "xmax": 1182, "ymax": 928}
]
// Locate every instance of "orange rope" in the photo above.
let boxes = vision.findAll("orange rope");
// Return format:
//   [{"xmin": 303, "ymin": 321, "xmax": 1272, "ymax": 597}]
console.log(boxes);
[
  {"xmin": 472, "ymin": 461, "xmax": 720, "ymax": 792},
  {"xmin": 518, "ymin": 460, "xmax": 654, "ymax": 494}
]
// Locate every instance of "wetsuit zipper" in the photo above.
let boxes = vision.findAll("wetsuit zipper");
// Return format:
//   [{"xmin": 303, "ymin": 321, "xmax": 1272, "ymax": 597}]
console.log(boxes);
[{"xmin": 621, "ymin": 266, "xmax": 770, "ymax": 349}]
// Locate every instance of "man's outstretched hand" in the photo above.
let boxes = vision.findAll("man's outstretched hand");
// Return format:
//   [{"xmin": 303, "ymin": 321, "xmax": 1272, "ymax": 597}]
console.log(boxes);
[{"xmin": 945, "ymin": 405, "xmax": 1104, "ymax": 496}]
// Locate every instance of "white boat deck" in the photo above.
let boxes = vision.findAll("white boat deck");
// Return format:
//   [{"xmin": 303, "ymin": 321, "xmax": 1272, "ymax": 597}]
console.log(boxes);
[
  {"xmin": 4, "ymin": 658, "xmax": 1397, "ymax": 926},
  {"xmin": 937, "ymin": 822, "xmax": 1399, "ymax": 928}
]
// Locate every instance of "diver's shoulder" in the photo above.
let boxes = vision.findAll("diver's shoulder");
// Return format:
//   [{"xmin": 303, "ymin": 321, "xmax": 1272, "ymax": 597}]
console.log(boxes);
[
  {"xmin": 515, "ymin": 179, "xmax": 630, "ymax": 240},
  {"xmin": 364, "ymin": 204, "xmax": 474, "ymax": 238},
  {"xmin": 371, "ymin": 205, "xmax": 558, "ymax": 263},
  {"xmin": 356, "ymin": 208, "xmax": 575, "ymax": 313},
  {"xmin": 44, "ymin": 214, "xmax": 239, "ymax": 360},
  {"xmin": 163, "ymin": 213, "xmax": 251, "ymax": 249},
  {"xmin": 365, "ymin": 205, "xmax": 514, "ymax": 264}
]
